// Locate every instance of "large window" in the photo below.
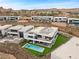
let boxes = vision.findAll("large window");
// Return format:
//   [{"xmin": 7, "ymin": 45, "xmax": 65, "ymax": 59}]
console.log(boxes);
[
  {"xmin": 10, "ymin": 19, "xmax": 15, "ymax": 20},
  {"xmin": 45, "ymin": 36, "xmax": 51, "ymax": 40},
  {"xmin": 55, "ymin": 18, "xmax": 58, "ymax": 22},
  {"xmin": 16, "ymin": 18, "xmax": 18, "ymax": 19},
  {"xmin": 37, "ymin": 35, "xmax": 42, "ymax": 38},
  {"xmin": 69, "ymin": 20, "xmax": 72, "ymax": 24},
  {"xmin": 72, "ymin": 20, "xmax": 79, "ymax": 24},
  {"xmin": 19, "ymin": 32, "xmax": 23, "ymax": 38},
  {"xmin": 9, "ymin": 17, "xmax": 16, "ymax": 20},
  {"xmin": 32, "ymin": 18, "xmax": 33, "ymax": 20},
  {"xmin": 28, "ymin": 36, "xmax": 33, "ymax": 38},
  {"xmin": 0, "ymin": 30, "xmax": 2, "ymax": 36},
  {"xmin": 59, "ymin": 18, "xmax": 61, "ymax": 20},
  {"xmin": 11, "ymin": 29, "xmax": 17, "ymax": 32},
  {"xmin": 4, "ymin": 17, "xmax": 6, "ymax": 20},
  {"xmin": 49, "ymin": 18, "xmax": 51, "ymax": 20}
]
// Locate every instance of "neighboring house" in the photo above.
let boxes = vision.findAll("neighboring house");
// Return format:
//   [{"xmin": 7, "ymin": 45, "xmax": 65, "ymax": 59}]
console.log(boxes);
[
  {"xmin": 68, "ymin": 18, "xmax": 79, "ymax": 27},
  {"xmin": 31, "ymin": 16, "xmax": 79, "ymax": 27},
  {"xmin": 18, "ymin": 25, "xmax": 34, "ymax": 38},
  {"xmin": 7, "ymin": 25, "xmax": 24, "ymax": 37},
  {"xmin": 54, "ymin": 17, "xmax": 68, "ymax": 23},
  {"xmin": 31, "ymin": 16, "xmax": 54, "ymax": 22},
  {"xmin": 24, "ymin": 26, "xmax": 58, "ymax": 48},
  {"xmin": 0, "ymin": 16, "xmax": 21, "ymax": 21},
  {"xmin": 0, "ymin": 25, "xmax": 12, "ymax": 38},
  {"xmin": 31, "ymin": 16, "xmax": 68, "ymax": 23}
]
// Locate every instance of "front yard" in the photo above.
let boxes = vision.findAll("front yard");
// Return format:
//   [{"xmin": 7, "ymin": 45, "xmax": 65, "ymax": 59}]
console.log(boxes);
[{"xmin": 19, "ymin": 34, "xmax": 70, "ymax": 57}]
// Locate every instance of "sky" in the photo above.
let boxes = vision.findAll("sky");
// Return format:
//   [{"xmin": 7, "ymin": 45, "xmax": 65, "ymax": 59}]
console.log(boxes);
[{"xmin": 0, "ymin": 0, "xmax": 79, "ymax": 10}]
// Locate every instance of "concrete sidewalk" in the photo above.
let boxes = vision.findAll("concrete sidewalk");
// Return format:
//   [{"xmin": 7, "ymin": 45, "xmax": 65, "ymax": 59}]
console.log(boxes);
[{"xmin": 51, "ymin": 36, "xmax": 79, "ymax": 59}]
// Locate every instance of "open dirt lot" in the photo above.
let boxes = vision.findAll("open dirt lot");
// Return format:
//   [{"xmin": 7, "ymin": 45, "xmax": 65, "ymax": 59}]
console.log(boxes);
[
  {"xmin": 0, "ymin": 52, "xmax": 16, "ymax": 59},
  {"xmin": 0, "ymin": 43, "xmax": 50, "ymax": 59}
]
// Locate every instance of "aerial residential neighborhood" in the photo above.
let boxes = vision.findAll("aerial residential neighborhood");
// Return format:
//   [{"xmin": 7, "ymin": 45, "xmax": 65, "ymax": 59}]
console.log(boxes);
[{"xmin": 0, "ymin": 0, "xmax": 79, "ymax": 59}]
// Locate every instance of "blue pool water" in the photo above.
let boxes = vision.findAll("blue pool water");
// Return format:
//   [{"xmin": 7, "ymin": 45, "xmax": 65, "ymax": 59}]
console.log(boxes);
[{"xmin": 22, "ymin": 43, "xmax": 44, "ymax": 53}]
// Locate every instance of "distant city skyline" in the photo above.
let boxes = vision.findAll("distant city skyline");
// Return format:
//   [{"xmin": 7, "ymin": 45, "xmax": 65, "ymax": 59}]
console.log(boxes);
[{"xmin": 0, "ymin": 0, "xmax": 79, "ymax": 10}]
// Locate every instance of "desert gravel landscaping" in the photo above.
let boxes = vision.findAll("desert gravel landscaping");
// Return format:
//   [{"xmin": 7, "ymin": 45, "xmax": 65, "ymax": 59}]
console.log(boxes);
[
  {"xmin": 0, "ymin": 43, "xmax": 50, "ymax": 59},
  {"xmin": 0, "ymin": 52, "xmax": 16, "ymax": 59}
]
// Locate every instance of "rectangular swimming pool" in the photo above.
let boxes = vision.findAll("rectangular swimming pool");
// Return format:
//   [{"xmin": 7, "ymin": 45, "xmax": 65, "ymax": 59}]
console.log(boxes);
[{"xmin": 22, "ymin": 43, "xmax": 45, "ymax": 53}]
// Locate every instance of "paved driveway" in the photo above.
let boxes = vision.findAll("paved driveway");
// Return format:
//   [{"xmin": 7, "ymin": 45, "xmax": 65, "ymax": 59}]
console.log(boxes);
[{"xmin": 51, "ymin": 36, "xmax": 79, "ymax": 59}]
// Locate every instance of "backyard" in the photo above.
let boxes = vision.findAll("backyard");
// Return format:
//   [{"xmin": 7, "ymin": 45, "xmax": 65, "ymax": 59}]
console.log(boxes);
[{"xmin": 19, "ymin": 34, "xmax": 70, "ymax": 56}]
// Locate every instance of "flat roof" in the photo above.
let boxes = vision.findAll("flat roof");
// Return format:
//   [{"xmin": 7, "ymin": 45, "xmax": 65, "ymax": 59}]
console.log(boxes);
[
  {"xmin": 51, "ymin": 37, "xmax": 79, "ymax": 59},
  {"xmin": 29, "ymin": 27, "xmax": 45, "ymax": 33},
  {"xmin": 29, "ymin": 27, "xmax": 58, "ymax": 37},
  {"xmin": 19, "ymin": 25, "xmax": 34, "ymax": 32},
  {"xmin": 0, "ymin": 16, "xmax": 20, "ymax": 17},
  {"xmin": 54, "ymin": 17, "xmax": 67, "ymax": 18},
  {"xmin": 68, "ymin": 18, "xmax": 79, "ymax": 20},
  {"xmin": 0, "ymin": 25, "xmax": 12, "ymax": 30},
  {"xmin": 32, "ymin": 16, "xmax": 53, "ymax": 17},
  {"xmin": 39, "ymin": 27, "xmax": 58, "ymax": 37},
  {"xmin": 8, "ymin": 25, "xmax": 24, "ymax": 30}
]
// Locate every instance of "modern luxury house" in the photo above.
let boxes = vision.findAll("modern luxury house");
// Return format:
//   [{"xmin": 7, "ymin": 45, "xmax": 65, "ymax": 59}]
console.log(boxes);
[
  {"xmin": 68, "ymin": 18, "xmax": 79, "ymax": 27},
  {"xmin": 7, "ymin": 25, "xmax": 24, "ymax": 37},
  {"xmin": 0, "ymin": 16, "xmax": 21, "ymax": 21},
  {"xmin": 31, "ymin": 16, "xmax": 53, "ymax": 22},
  {"xmin": 0, "ymin": 24, "xmax": 59, "ymax": 47},
  {"xmin": 24, "ymin": 26, "xmax": 58, "ymax": 47},
  {"xmin": 54, "ymin": 17, "xmax": 68, "ymax": 23},
  {"xmin": 0, "ymin": 25, "xmax": 12, "ymax": 38},
  {"xmin": 19, "ymin": 25, "xmax": 34, "ymax": 38}
]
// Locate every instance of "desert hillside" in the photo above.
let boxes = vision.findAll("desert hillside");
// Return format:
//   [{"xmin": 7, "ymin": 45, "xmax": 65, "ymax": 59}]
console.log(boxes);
[{"xmin": 0, "ymin": 7, "xmax": 79, "ymax": 18}]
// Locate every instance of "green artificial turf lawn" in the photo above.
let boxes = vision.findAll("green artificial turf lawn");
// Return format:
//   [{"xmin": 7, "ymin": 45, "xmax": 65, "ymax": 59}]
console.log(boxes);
[{"xmin": 20, "ymin": 34, "xmax": 70, "ymax": 56}]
